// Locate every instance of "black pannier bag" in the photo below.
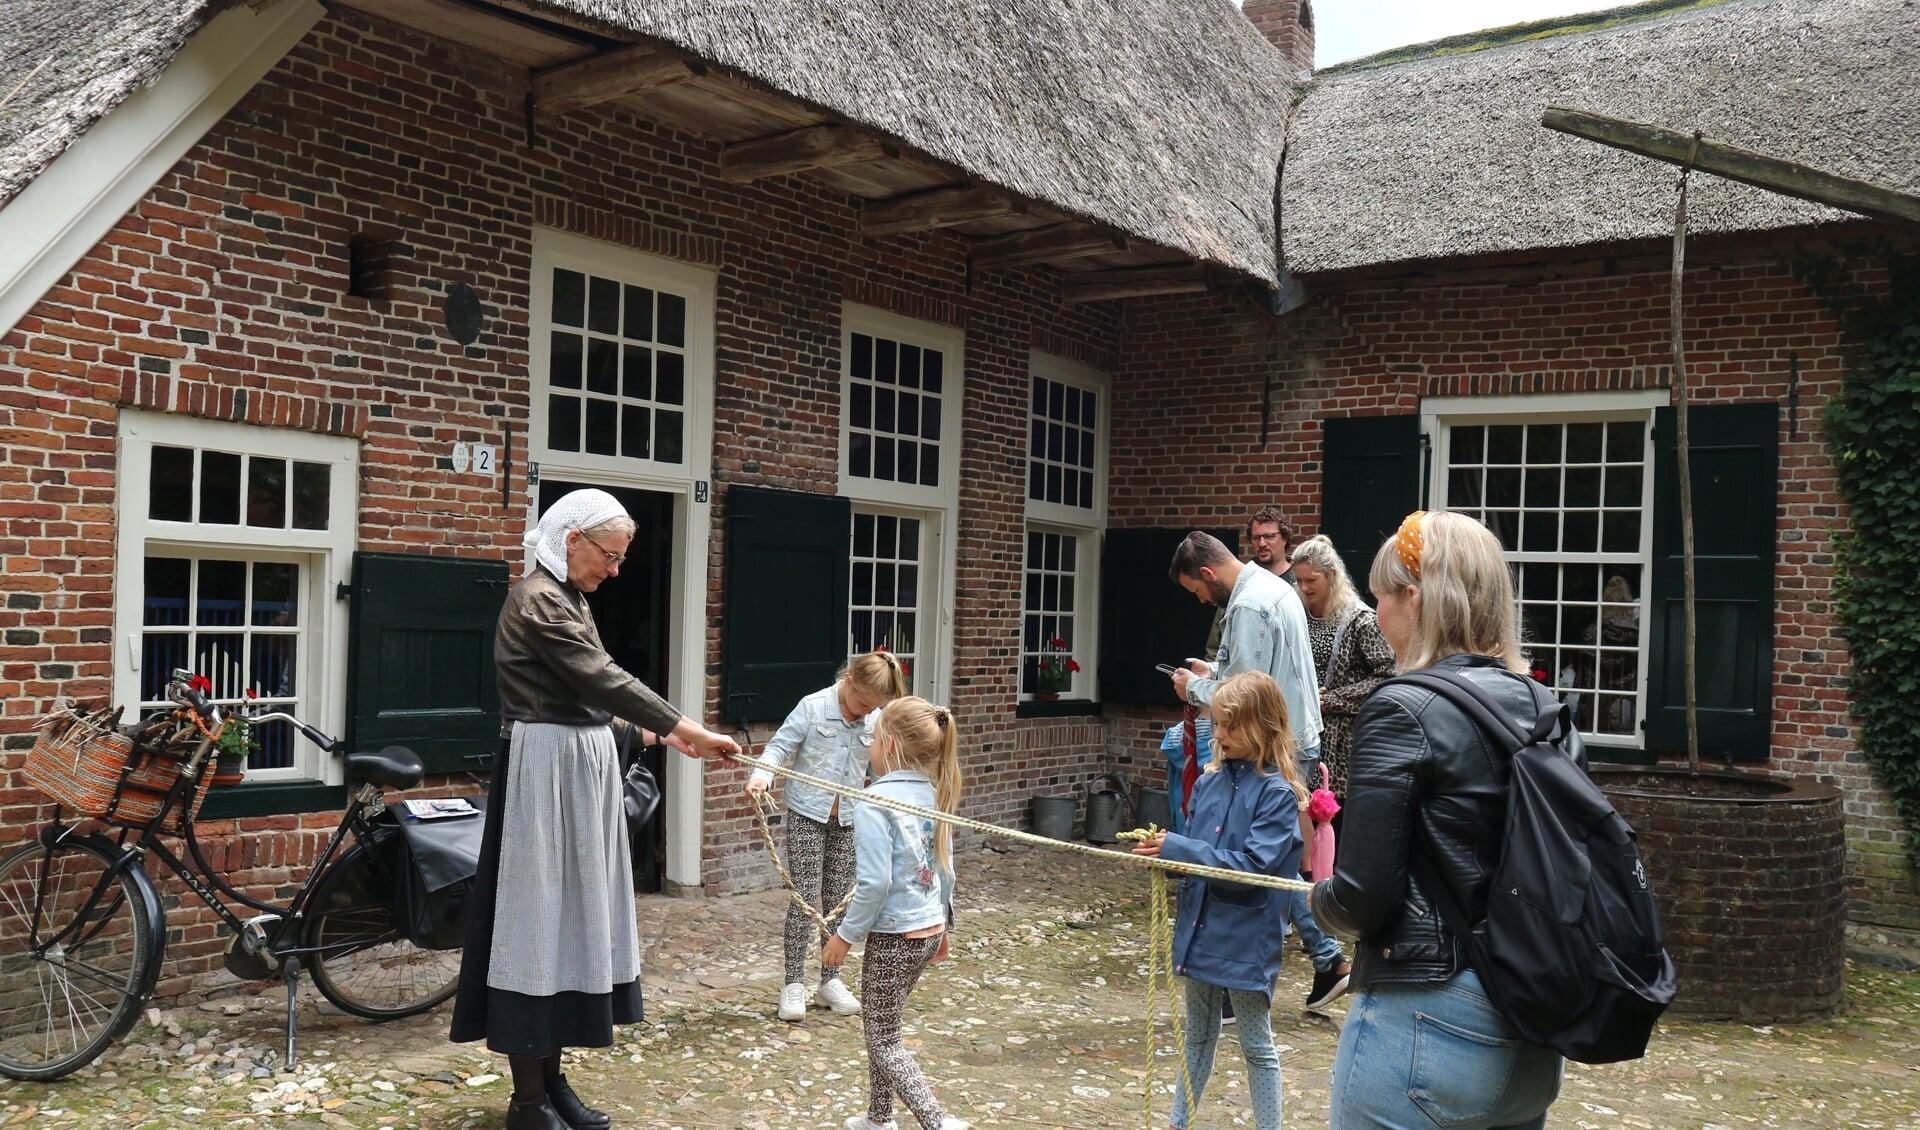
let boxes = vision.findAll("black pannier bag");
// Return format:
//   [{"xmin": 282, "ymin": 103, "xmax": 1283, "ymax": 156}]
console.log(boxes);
[
  {"xmin": 383, "ymin": 799, "xmax": 486, "ymax": 950},
  {"xmin": 1394, "ymin": 670, "xmax": 1678, "ymax": 1065}
]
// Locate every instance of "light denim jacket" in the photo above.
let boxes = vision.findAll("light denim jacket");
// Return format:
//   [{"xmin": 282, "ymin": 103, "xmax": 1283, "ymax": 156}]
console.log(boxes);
[
  {"xmin": 1185, "ymin": 564, "xmax": 1324, "ymax": 751},
  {"xmin": 749, "ymin": 684, "xmax": 874, "ymax": 826},
  {"xmin": 836, "ymin": 769, "xmax": 955, "ymax": 942}
]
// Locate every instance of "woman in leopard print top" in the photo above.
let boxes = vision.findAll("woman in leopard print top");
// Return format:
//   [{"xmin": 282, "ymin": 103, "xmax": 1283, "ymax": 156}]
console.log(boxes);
[{"xmin": 1290, "ymin": 536, "xmax": 1397, "ymax": 797}]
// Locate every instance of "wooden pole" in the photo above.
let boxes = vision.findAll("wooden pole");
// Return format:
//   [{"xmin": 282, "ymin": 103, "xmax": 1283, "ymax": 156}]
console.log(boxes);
[
  {"xmin": 1543, "ymin": 106, "xmax": 1920, "ymax": 228},
  {"xmin": 1672, "ymin": 135, "xmax": 1701, "ymax": 774},
  {"xmin": 0, "ymin": 58, "xmax": 51, "ymax": 115}
]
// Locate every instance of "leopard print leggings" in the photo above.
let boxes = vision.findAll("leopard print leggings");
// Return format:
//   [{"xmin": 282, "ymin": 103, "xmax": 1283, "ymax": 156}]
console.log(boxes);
[
  {"xmin": 782, "ymin": 810, "xmax": 857, "ymax": 985},
  {"xmin": 860, "ymin": 931, "xmax": 947, "ymax": 1129}
]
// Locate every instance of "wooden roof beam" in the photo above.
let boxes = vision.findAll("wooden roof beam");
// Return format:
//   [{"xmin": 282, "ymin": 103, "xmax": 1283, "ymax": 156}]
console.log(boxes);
[
  {"xmin": 970, "ymin": 225, "xmax": 1128, "ymax": 272},
  {"xmin": 1543, "ymin": 106, "xmax": 1920, "ymax": 228},
  {"xmin": 533, "ymin": 45, "xmax": 701, "ymax": 117},
  {"xmin": 1062, "ymin": 265, "xmax": 1212, "ymax": 304},
  {"xmin": 860, "ymin": 184, "xmax": 1028, "ymax": 236},
  {"xmin": 720, "ymin": 125, "xmax": 896, "ymax": 183}
]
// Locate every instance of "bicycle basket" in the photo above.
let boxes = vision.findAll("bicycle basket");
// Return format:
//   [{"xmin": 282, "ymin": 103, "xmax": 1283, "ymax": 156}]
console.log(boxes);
[{"xmin": 23, "ymin": 704, "xmax": 213, "ymax": 829}]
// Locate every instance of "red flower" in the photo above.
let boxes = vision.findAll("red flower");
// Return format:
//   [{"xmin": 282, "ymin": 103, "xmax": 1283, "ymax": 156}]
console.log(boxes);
[
  {"xmin": 900, "ymin": 661, "xmax": 911, "ymax": 677},
  {"xmin": 187, "ymin": 674, "xmax": 212, "ymax": 694},
  {"xmin": 1530, "ymin": 666, "xmax": 1550, "ymax": 685},
  {"xmin": 1066, "ymin": 660, "xmax": 1082, "ymax": 673},
  {"xmin": 1050, "ymin": 638, "xmax": 1068, "ymax": 649}
]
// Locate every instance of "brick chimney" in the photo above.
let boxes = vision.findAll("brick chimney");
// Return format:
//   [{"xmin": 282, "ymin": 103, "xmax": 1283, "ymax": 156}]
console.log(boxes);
[{"xmin": 1243, "ymin": 0, "xmax": 1316, "ymax": 77}]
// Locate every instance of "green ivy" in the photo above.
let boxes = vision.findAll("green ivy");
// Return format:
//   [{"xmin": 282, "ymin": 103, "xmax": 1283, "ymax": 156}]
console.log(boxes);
[{"xmin": 1819, "ymin": 254, "xmax": 1920, "ymax": 867}]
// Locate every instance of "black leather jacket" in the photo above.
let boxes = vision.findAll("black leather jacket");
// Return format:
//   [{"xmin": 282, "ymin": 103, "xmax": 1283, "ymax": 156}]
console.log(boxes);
[
  {"xmin": 494, "ymin": 567, "xmax": 682, "ymax": 738},
  {"xmin": 1309, "ymin": 653, "xmax": 1584, "ymax": 989}
]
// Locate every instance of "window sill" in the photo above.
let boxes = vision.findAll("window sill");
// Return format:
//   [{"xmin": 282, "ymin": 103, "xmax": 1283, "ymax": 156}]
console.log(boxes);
[
  {"xmin": 1585, "ymin": 745, "xmax": 1657, "ymax": 767},
  {"xmin": 197, "ymin": 780, "xmax": 348, "ymax": 820},
  {"xmin": 1016, "ymin": 699, "xmax": 1102, "ymax": 720}
]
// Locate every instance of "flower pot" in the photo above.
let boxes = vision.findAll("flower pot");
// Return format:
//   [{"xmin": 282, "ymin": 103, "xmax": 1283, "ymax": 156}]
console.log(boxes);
[
  {"xmin": 211, "ymin": 749, "xmax": 248, "ymax": 787},
  {"xmin": 1032, "ymin": 692, "xmax": 1060, "ymax": 702}
]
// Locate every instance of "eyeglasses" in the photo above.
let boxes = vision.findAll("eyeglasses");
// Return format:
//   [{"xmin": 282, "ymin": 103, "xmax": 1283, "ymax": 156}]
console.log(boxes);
[{"xmin": 580, "ymin": 532, "xmax": 627, "ymax": 567}]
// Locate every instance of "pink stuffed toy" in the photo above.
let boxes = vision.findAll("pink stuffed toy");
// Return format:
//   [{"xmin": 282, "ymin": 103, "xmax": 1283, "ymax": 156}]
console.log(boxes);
[{"xmin": 1307, "ymin": 764, "xmax": 1339, "ymax": 879}]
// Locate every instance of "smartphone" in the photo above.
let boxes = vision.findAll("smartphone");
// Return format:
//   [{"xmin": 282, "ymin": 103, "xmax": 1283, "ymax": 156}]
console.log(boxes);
[{"xmin": 1155, "ymin": 663, "xmax": 1180, "ymax": 676}]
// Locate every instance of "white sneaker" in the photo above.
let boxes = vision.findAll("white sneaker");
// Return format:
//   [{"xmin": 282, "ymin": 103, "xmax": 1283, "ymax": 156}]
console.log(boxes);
[
  {"xmin": 844, "ymin": 1117, "xmax": 897, "ymax": 1130},
  {"xmin": 777, "ymin": 982, "xmax": 808, "ymax": 1022},
  {"xmin": 817, "ymin": 977, "xmax": 862, "ymax": 1015}
]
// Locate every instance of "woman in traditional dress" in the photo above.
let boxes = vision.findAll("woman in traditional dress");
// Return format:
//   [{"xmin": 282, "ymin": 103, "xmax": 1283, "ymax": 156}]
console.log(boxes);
[{"xmin": 452, "ymin": 488, "xmax": 739, "ymax": 1130}]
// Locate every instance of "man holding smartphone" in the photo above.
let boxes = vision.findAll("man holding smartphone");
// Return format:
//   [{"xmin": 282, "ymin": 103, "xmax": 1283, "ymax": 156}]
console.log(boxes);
[{"xmin": 1165, "ymin": 530, "xmax": 1352, "ymax": 1013}]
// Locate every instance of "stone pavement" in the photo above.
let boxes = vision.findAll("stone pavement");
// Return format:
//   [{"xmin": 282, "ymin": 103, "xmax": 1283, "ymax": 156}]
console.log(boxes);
[{"xmin": 3, "ymin": 841, "xmax": 1918, "ymax": 1129}]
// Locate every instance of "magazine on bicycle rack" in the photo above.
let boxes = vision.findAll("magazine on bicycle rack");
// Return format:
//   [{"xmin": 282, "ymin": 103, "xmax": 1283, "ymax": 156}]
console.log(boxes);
[{"xmin": 400, "ymin": 797, "xmax": 481, "ymax": 820}]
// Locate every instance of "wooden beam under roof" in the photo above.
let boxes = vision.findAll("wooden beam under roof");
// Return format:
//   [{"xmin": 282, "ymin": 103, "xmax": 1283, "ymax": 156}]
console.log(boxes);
[
  {"xmin": 533, "ymin": 45, "xmax": 702, "ymax": 116},
  {"xmin": 970, "ymin": 225, "xmax": 1128, "ymax": 271},
  {"xmin": 1542, "ymin": 107, "xmax": 1920, "ymax": 228},
  {"xmin": 860, "ymin": 184, "xmax": 1027, "ymax": 236},
  {"xmin": 1062, "ymin": 265, "xmax": 1212, "ymax": 304},
  {"xmin": 719, "ymin": 124, "xmax": 896, "ymax": 183}
]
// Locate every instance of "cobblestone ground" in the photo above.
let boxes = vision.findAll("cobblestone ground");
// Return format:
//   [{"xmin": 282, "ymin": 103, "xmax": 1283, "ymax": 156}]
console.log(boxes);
[{"xmin": 4, "ymin": 842, "xmax": 1917, "ymax": 1129}]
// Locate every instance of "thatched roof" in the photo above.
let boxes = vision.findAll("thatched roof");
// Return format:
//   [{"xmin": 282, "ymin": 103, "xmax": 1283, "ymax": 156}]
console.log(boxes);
[
  {"xmin": 0, "ymin": 0, "xmax": 222, "ymax": 209},
  {"xmin": 536, "ymin": 0, "xmax": 1296, "ymax": 284},
  {"xmin": 1281, "ymin": 0, "xmax": 1920, "ymax": 275},
  {"xmin": 0, "ymin": 0, "xmax": 1297, "ymax": 285}
]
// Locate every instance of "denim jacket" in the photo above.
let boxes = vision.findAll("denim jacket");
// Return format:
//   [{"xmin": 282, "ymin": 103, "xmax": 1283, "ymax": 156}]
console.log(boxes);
[
  {"xmin": 1161, "ymin": 758, "xmax": 1302, "ymax": 993},
  {"xmin": 837, "ymin": 769, "xmax": 955, "ymax": 942},
  {"xmin": 1185, "ymin": 564, "xmax": 1323, "ymax": 752},
  {"xmin": 749, "ymin": 685, "xmax": 875, "ymax": 826}
]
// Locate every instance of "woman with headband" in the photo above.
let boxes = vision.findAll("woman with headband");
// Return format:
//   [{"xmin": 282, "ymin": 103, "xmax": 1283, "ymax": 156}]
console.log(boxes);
[{"xmin": 1310, "ymin": 511, "xmax": 1571, "ymax": 1129}]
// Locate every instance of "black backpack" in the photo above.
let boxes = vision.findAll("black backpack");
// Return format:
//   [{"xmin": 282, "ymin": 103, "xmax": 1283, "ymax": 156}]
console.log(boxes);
[{"xmin": 1392, "ymin": 669, "xmax": 1678, "ymax": 1065}]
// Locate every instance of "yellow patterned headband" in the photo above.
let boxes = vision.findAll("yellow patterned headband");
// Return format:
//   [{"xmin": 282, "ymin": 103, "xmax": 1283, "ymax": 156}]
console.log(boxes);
[{"xmin": 1394, "ymin": 511, "xmax": 1427, "ymax": 580}]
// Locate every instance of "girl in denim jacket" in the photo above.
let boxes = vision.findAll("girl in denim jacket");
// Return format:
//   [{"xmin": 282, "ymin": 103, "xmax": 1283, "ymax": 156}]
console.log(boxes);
[
  {"xmin": 1132, "ymin": 672, "xmax": 1306, "ymax": 1130},
  {"xmin": 749, "ymin": 650, "xmax": 907, "ymax": 1021},
  {"xmin": 822, "ymin": 697, "xmax": 970, "ymax": 1130}
]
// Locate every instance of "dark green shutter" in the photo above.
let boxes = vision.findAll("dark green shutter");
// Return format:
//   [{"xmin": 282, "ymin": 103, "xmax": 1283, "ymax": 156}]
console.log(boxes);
[
  {"xmin": 1098, "ymin": 527, "xmax": 1240, "ymax": 707},
  {"xmin": 1321, "ymin": 415, "xmax": 1423, "ymax": 591},
  {"xmin": 1645, "ymin": 404, "xmax": 1778, "ymax": 760},
  {"xmin": 722, "ymin": 486, "xmax": 850, "ymax": 723},
  {"xmin": 346, "ymin": 552, "xmax": 508, "ymax": 775}
]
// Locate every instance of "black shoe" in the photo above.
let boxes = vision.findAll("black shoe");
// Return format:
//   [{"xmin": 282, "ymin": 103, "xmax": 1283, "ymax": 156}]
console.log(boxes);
[
  {"xmin": 1305, "ymin": 962, "xmax": 1352, "ymax": 1012},
  {"xmin": 505, "ymin": 1096, "xmax": 570, "ymax": 1130},
  {"xmin": 1220, "ymin": 995, "xmax": 1237, "ymax": 1025},
  {"xmin": 547, "ymin": 1074, "xmax": 612, "ymax": 1130}
]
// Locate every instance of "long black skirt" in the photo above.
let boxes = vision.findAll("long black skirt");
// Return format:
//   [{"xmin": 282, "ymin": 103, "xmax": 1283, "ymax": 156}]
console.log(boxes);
[{"xmin": 448, "ymin": 736, "xmax": 643, "ymax": 1056}]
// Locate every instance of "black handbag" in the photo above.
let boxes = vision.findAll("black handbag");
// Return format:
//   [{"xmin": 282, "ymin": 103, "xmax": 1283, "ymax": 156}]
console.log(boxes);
[{"xmin": 619, "ymin": 723, "xmax": 661, "ymax": 837}]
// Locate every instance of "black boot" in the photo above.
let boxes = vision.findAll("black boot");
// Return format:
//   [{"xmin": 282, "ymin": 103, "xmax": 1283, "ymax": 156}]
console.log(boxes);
[
  {"xmin": 505, "ymin": 1096, "xmax": 569, "ymax": 1130},
  {"xmin": 547, "ymin": 1073, "xmax": 612, "ymax": 1130}
]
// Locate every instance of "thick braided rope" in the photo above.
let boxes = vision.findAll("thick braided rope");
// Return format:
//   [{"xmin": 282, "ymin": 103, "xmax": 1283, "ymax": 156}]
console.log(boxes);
[
  {"xmin": 1143, "ymin": 868, "xmax": 1199, "ymax": 1123},
  {"xmin": 726, "ymin": 750, "xmax": 1313, "ymax": 892},
  {"xmin": 746, "ymin": 787, "xmax": 857, "ymax": 943}
]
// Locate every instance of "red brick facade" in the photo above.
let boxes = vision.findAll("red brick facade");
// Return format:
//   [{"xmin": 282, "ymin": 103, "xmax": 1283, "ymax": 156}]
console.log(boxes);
[{"xmin": 0, "ymin": 6, "xmax": 1911, "ymax": 1000}]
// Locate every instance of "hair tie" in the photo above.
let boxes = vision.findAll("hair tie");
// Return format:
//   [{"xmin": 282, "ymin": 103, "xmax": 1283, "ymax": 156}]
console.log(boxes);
[
  {"xmin": 935, "ymin": 708, "xmax": 949, "ymax": 729},
  {"xmin": 1394, "ymin": 511, "xmax": 1427, "ymax": 580}
]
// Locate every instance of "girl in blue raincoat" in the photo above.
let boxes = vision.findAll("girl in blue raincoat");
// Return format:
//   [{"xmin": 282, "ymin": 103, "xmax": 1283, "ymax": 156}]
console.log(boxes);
[{"xmin": 1132, "ymin": 671, "xmax": 1306, "ymax": 1130}]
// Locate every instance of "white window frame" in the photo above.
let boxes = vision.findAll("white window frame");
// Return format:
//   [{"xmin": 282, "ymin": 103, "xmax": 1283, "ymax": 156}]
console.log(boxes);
[
  {"xmin": 1422, "ymin": 389, "xmax": 1664, "ymax": 750},
  {"xmin": 528, "ymin": 228, "xmax": 718, "ymax": 890},
  {"xmin": 838, "ymin": 305, "xmax": 963, "ymax": 705},
  {"xmin": 1020, "ymin": 353, "xmax": 1109, "ymax": 702},
  {"xmin": 113, "ymin": 410, "xmax": 357, "ymax": 784}
]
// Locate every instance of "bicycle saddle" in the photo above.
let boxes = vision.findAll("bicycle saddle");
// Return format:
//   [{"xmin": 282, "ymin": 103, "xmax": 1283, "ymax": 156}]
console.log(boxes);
[{"xmin": 345, "ymin": 745, "xmax": 425, "ymax": 790}]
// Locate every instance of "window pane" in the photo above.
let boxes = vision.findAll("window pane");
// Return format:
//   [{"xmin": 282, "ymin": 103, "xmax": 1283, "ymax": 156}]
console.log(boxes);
[
  {"xmin": 1485, "ymin": 468, "xmax": 1521, "ymax": 508},
  {"xmin": 622, "ymin": 346, "xmax": 652, "ymax": 400},
  {"xmin": 144, "ymin": 557, "xmax": 190, "ymax": 626},
  {"xmin": 292, "ymin": 462, "xmax": 330, "ymax": 530},
  {"xmin": 1604, "ymin": 466, "xmax": 1642, "ymax": 507},
  {"xmin": 1525, "ymin": 424, "xmax": 1562, "ymax": 463},
  {"xmin": 549, "ymin": 331, "xmax": 583, "ymax": 390},
  {"xmin": 1602, "ymin": 511, "xmax": 1639, "ymax": 553},
  {"xmin": 150, "ymin": 446, "xmax": 194, "ymax": 521},
  {"xmin": 586, "ymin": 339, "xmax": 619, "ymax": 395},
  {"xmin": 247, "ymin": 457, "xmax": 286, "ymax": 528},
  {"xmin": 624, "ymin": 286, "xmax": 654, "ymax": 341},
  {"xmin": 251, "ymin": 633, "xmax": 298, "ymax": 702},
  {"xmin": 622, "ymin": 405, "xmax": 651, "ymax": 459},
  {"xmin": 1564, "ymin": 467, "xmax": 1601, "ymax": 508},
  {"xmin": 898, "ymin": 345, "xmax": 921, "ymax": 389},
  {"xmin": 200, "ymin": 451, "xmax": 241, "ymax": 525},
  {"xmin": 1605, "ymin": 421, "xmax": 1644, "ymax": 462},
  {"xmin": 1487, "ymin": 425, "xmax": 1523, "ymax": 464},
  {"xmin": 657, "ymin": 293, "xmax": 686, "ymax": 347},
  {"xmin": 195, "ymin": 634, "xmax": 246, "ymax": 699},
  {"xmin": 548, "ymin": 395, "xmax": 581, "ymax": 451},
  {"xmin": 1451, "ymin": 426, "xmax": 1485, "ymax": 464},
  {"xmin": 585, "ymin": 398, "xmax": 617, "ymax": 455},
  {"xmin": 252, "ymin": 562, "xmax": 298, "ymax": 627},
  {"xmin": 1566, "ymin": 423, "xmax": 1603, "ymax": 462},
  {"xmin": 551, "ymin": 269, "xmax": 585, "ymax": 327},
  {"xmin": 588, "ymin": 276, "xmax": 619, "ymax": 335},
  {"xmin": 197, "ymin": 560, "xmax": 246, "ymax": 627},
  {"xmin": 656, "ymin": 411, "xmax": 683, "ymax": 464},
  {"xmin": 851, "ymin": 334, "xmax": 872, "ymax": 381},
  {"xmin": 656, "ymin": 351, "xmax": 685, "ymax": 406},
  {"xmin": 922, "ymin": 350, "xmax": 943, "ymax": 394},
  {"xmin": 853, "ymin": 512, "xmax": 875, "ymax": 558}
]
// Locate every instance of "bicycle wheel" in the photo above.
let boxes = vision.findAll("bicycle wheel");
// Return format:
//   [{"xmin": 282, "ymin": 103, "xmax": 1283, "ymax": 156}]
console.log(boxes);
[
  {"xmin": 305, "ymin": 843, "xmax": 461, "ymax": 1019},
  {"xmin": 0, "ymin": 835, "xmax": 158, "ymax": 1080}
]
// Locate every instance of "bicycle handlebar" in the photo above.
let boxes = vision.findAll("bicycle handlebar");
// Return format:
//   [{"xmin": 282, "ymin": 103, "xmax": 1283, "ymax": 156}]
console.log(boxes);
[{"xmin": 165, "ymin": 670, "xmax": 344, "ymax": 755}]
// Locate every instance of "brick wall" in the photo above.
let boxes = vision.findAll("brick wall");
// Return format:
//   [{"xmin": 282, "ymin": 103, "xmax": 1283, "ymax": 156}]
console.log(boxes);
[
  {"xmin": 0, "ymin": 5, "xmax": 1117, "ymax": 988},
  {"xmin": 1105, "ymin": 244, "xmax": 1917, "ymax": 929}
]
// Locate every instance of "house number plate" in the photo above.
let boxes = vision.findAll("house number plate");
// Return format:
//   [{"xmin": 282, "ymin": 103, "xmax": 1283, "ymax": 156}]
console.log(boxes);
[{"xmin": 452, "ymin": 442, "xmax": 499, "ymax": 476}]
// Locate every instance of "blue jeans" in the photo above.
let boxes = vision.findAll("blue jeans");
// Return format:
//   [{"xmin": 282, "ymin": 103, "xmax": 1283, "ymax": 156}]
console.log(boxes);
[
  {"xmin": 1174, "ymin": 980, "xmax": 1281, "ymax": 1130},
  {"xmin": 1287, "ymin": 748, "xmax": 1343, "ymax": 973},
  {"xmin": 1329, "ymin": 969, "xmax": 1563, "ymax": 1130}
]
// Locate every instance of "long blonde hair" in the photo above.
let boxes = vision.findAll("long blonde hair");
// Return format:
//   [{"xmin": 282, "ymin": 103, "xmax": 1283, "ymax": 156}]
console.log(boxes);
[
  {"xmin": 1289, "ymin": 533, "xmax": 1360, "ymax": 619},
  {"xmin": 873, "ymin": 696, "xmax": 961, "ymax": 870},
  {"xmin": 1368, "ymin": 510, "xmax": 1526, "ymax": 674},
  {"xmin": 843, "ymin": 649, "xmax": 909, "ymax": 705},
  {"xmin": 1206, "ymin": 672, "xmax": 1306, "ymax": 804}
]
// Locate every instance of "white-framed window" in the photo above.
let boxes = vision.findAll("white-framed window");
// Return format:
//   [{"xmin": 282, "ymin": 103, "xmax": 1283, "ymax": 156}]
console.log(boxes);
[
  {"xmin": 1021, "ymin": 353, "xmax": 1108, "ymax": 700},
  {"xmin": 114, "ymin": 411, "xmax": 357, "ymax": 782},
  {"xmin": 840, "ymin": 306, "xmax": 962, "ymax": 702},
  {"xmin": 529, "ymin": 231, "xmax": 715, "ymax": 481},
  {"xmin": 1425, "ymin": 391, "xmax": 1661, "ymax": 748}
]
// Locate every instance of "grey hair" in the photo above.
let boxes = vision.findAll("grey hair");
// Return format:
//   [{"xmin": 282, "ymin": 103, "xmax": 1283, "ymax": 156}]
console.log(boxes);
[
  {"xmin": 1289, "ymin": 534, "xmax": 1360, "ymax": 618},
  {"xmin": 580, "ymin": 515, "xmax": 637, "ymax": 539}
]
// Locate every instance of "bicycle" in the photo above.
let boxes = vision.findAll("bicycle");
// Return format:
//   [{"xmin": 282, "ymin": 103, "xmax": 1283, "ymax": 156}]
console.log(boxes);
[{"xmin": 0, "ymin": 669, "xmax": 468, "ymax": 1080}]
